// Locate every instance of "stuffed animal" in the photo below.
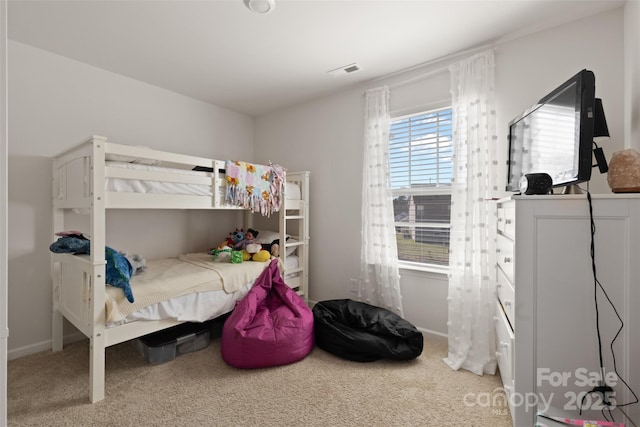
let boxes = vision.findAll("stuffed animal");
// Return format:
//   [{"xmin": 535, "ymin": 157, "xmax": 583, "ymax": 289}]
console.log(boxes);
[
  {"xmin": 231, "ymin": 250, "xmax": 243, "ymax": 264},
  {"xmin": 263, "ymin": 241, "xmax": 280, "ymax": 258},
  {"xmin": 216, "ymin": 228, "xmax": 245, "ymax": 250},
  {"xmin": 242, "ymin": 242, "xmax": 271, "ymax": 262},
  {"xmin": 209, "ymin": 228, "xmax": 244, "ymax": 255},
  {"xmin": 215, "ymin": 227, "xmax": 277, "ymax": 262},
  {"xmin": 234, "ymin": 228, "xmax": 272, "ymax": 262},
  {"xmin": 212, "ymin": 245, "xmax": 232, "ymax": 262},
  {"xmin": 233, "ymin": 228, "xmax": 258, "ymax": 250},
  {"xmin": 119, "ymin": 251, "xmax": 147, "ymax": 275},
  {"xmin": 230, "ymin": 229, "xmax": 246, "ymax": 245},
  {"xmin": 49, "ymin": 232, "xmax": 145, "ymax": 303}
]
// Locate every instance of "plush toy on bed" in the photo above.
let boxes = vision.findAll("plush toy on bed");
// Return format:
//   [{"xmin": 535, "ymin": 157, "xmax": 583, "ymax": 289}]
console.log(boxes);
[
  {"xmin": 212, "ymin": 228, "xmax": 248, "ymax": 262},
  {"xmin": 49, "ymin": 231, "xmax": 145, "ymax": 303},
  {"xmin": 119, "ymin": 251, "xmax": 147, "ymax": 276},
  {"xmin": 232, "ymin": 228, "xmax": 256, "ymax": 250},
  {"xmin": 243, "ymin": 243, "xmax": 271, "ymax": 262},
  {"xmin": 233, "ymin": 228, "xmax": 272, "ymax": 262},
  {"xmin": 215, "ymin": 228, "xmax": 245, "ymax": 251},
  {"xmin": 212, "ymin": 245, "xmax": 233, "ymax": 262},
  {"xmin": 213, "ymin": 228, "xmax": 278, "ymax": 262}
]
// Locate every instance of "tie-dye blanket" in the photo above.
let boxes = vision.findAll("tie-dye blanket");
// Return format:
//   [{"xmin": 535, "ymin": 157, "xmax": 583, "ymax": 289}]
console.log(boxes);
[{"xmin": 225, "ymin": 160, "xmax": 286, "ymax": 217}]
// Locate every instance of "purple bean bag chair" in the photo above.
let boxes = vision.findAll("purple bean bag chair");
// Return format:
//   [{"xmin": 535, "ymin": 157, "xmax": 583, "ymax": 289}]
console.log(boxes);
[{"xmin": 221, "ymin": 259, "xmax": 314, "ymax": 368}]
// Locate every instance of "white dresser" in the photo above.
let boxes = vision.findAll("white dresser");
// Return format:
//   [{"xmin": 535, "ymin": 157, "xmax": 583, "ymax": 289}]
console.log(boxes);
[{"xmin": 495, "ymin": 194, "xmax": 640, "ymax": 426}]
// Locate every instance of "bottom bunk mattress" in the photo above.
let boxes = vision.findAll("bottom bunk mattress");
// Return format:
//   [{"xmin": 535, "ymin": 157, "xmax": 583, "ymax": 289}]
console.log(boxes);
[{"xmin": 106, "ymin": 255, "xmax": 298, "ymax": 326}]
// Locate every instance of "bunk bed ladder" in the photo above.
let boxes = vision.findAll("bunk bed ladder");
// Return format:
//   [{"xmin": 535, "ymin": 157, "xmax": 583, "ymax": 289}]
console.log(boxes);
[{"xmin": 280, "ymin": 171, "xmax": 309, "ymax": 301}]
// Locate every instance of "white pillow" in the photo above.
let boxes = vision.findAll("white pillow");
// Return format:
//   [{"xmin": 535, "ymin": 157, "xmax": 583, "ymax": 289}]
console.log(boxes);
[{"xmin": 255, "ymin": 230, "xmax": 289, "ymax": 245}]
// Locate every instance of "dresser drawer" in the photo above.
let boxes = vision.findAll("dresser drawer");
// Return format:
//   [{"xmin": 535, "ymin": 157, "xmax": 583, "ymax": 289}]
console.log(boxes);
[
  {"xmin": 495, "ymin": 301, "xmax": 515, "ymax": 416},
  {"xmin": 496, "ymin": 267, "xmax": 515, "ymax": 329},
  {"xmin": 496, "ymin": 234, "xmax": 515, "ymax": 284},
  {"xmin": 497, "ymin": 207, "xmax": 506, "ymax": 233},
  {"xmin": 497, "ymin": 202, "xmax": 515, "ymax": 239}
]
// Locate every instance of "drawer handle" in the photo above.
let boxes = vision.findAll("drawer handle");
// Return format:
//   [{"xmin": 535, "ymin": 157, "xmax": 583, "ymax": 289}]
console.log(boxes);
[
  {"xmin": 496, "ymin": 283, "xmax": 502, "ymax": 289},
  {"xmin": 499, "ymin": 341, "xmax": 509, "ymax": 350},
  {"xmin": 504, "ymin": 257, "xmax": 512, "ymax": 263},
  {"xmin": 505, "ymin": 219, "xmax": 512, "ymax": 224},
  {"xmin": 504, "ymin": 299, "xmax": 512, "ymax": 307}
]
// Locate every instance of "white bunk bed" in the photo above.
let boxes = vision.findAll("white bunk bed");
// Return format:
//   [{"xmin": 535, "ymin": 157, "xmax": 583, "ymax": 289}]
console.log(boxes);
[{"xmin": 51, "ymin": 135, "xmax": 309, "ymax": 403}]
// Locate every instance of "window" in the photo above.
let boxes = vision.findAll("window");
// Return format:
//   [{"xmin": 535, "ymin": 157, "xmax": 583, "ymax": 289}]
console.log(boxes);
[{"xmin": 389, "ymin": 107, "xmax": 453, "ymax": 268}]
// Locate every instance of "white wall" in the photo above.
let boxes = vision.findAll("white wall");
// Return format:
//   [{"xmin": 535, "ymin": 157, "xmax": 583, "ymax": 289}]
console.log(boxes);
[
  {"xmin": 626, "ymin": 0, "xmax": 640, "ymax": 150},
  {"xmin": 7, "ymin": 41, "xmax": 254, "ymax": 358},
  {"xmin": 254, "ymin": 7, "xmax": 625, "ymax": 334}
]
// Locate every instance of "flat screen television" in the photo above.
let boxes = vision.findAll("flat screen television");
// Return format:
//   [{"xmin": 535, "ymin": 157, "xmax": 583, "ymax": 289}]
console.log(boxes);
[{"xmin": 506, "ymin": 69, "xmax": 596, "ymax": 193}]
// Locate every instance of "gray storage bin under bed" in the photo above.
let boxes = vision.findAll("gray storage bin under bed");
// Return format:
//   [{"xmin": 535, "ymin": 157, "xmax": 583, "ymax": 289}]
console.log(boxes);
[{"xmin": 133, "ymin": 314, "xmax": 230, "ymax": 365}]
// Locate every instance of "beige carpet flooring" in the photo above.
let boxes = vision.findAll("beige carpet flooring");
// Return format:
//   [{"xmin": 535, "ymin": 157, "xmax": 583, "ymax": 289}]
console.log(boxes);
[{"xmin": 8, "ymin": 335, "xmax": 512, "ymax": 426}]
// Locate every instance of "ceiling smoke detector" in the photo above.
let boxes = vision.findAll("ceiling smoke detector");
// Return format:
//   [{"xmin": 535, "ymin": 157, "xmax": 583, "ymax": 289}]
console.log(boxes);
[
  {"xmin": 327, "ymin": 63, "xmax": 362, "ymax": 77},
  {"xmin": 244, "ymin": 0, "xmax": 275, "ymax": 14}
]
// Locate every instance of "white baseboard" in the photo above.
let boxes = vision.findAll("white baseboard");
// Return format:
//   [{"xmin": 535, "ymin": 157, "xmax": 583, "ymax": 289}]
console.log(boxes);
[
  {"xmin": 8, "ymin": 305, "xmax": 447, "ymax": 360},
  {"xmin": 418, "ymin": 327, "xmax": 447, "ymax": 340},
  {"xmin": 7, "ymin": 332, "xmax": 86, "ymax": 361}
]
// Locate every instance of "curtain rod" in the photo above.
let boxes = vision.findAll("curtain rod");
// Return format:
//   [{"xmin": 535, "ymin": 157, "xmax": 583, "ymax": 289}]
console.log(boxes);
[
  {"xmin": 387, "ymin": 65, "xmax": 449, "ymax": 90},
  {"xmin": 364, "ymin": 42, "xmax": 497, "ymax": 93},
  {"xmin": 362, "ymin": 66, "xmax": 448, "ymax": 96}
]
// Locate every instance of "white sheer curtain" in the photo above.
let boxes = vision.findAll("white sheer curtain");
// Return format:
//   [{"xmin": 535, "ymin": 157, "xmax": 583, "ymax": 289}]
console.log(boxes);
[
  {"xmin": 359, "ymin": 86, "xmax": 404, "ymax": 317},
  {"xmin": 443, "ymin": 51, "xmax": 499, "ymax": 375}
]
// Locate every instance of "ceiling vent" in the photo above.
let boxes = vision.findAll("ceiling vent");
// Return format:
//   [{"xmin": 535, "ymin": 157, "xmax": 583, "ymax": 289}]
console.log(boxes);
[{"xmin": 327, "ymin": 63, "xmax": 362, "ymax": 77}]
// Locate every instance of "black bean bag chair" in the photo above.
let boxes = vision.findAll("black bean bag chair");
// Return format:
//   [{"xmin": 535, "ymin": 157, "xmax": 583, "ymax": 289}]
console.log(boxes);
[{"xmin": 312, "ymin": 299, "xmax": 423, "ymax": 362}]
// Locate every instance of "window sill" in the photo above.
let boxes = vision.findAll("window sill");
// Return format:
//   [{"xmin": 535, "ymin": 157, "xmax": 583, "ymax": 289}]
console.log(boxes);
[{"xmin": 399, "ymin": 261, "xmax": 449, "ymax": 276}]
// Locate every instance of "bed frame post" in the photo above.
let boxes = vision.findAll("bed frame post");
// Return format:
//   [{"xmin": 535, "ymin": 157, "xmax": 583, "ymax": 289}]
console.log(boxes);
[
  {"xmin": 51, "ymin": 261, "xmax": 63, "ymax": 353},
  {"xmin": 301, "ymin": 171, "xmax": 310, "ymax": 299},
  {"xmin": 90, "ymin": 136, "xmax": 107, "ymax": 403},
  {"xmin": 89, "ymin": 332, "xmax": 106, "ymax": 403}
]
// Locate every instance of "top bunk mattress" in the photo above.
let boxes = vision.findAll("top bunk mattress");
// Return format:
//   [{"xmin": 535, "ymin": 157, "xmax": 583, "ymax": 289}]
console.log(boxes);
[
  {"xmin": 106, "ymin": 161, "xmax": 301, "ymax": 199},
  {"xmin": 106, "ymin": 161, "xmax": 214, "ymax": 196}
]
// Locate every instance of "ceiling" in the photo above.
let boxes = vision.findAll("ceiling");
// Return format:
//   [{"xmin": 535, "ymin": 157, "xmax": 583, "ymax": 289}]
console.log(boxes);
[{"xmin": 7, "ymin": 0, "xmax": 624, "ymax": 117}]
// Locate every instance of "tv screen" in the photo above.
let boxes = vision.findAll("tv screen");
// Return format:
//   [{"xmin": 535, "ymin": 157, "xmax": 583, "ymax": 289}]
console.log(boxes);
[{"xmin": 506, "ymin": 69, "xmax": 596, "ymax": 192}]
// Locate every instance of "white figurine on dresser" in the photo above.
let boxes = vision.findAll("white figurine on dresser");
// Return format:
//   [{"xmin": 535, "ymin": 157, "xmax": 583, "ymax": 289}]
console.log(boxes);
[{"xmin": 495, "ymin": 194, "xmax": 640, "ymax": 427}]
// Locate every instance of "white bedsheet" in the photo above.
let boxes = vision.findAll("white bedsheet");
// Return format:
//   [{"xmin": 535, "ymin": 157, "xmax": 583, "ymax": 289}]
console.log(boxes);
[
  {"xmin": 105, "ymin": 161, "xmax": 300, "ymax": 199},
  {"xmin": 114, "ymin": 281, "xmax": 253, "ymax": 326},
  {"xmin": 110, "ymin": 256, "xmax": 299, "ymax": 326},
  {"xmin": 106, "ymin": 161, "xmax": 213, "ymax": 196}
]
